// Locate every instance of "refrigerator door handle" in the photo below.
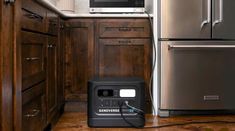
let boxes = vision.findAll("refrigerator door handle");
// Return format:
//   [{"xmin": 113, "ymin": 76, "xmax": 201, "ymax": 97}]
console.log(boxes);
[
  {"xmin": 168, "ymin": 44, "xmax": 235, "ymax": 49},
  {"xmin": 213, "ymin": 0, "xmax": 223, "ymax": 27},
  {"xmin": 201, "ymin": 0, "xmax": 211, "ymax": 29}
]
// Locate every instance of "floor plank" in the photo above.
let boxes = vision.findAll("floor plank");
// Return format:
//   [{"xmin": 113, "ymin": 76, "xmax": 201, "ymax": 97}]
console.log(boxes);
[{"xmin": 54, "ymin": 112, "xmax": 235, "ymax": 131}]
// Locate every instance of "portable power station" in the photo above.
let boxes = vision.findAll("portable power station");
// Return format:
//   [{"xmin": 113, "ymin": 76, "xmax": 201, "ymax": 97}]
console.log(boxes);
[{"xmin": 88, "ymin": 77, "xmax": 145, "ymax": 127}]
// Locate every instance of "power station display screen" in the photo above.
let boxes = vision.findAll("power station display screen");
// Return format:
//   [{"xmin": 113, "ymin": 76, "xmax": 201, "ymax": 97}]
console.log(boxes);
[{"xmin": 120, "ymin": 89, "xmax": 136, "ymax": 97}]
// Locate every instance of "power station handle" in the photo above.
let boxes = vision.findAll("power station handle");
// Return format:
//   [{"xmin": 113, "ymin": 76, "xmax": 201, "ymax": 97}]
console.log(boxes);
[{"xmin": 168, "ymin": 45, "xmax": 235, "ymax": 49}]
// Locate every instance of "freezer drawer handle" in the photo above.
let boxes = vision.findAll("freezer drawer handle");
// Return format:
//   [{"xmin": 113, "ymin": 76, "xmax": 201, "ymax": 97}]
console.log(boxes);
[{"xmin": 168, "ymin": 45, "xmax": 235, "ymax": 49}]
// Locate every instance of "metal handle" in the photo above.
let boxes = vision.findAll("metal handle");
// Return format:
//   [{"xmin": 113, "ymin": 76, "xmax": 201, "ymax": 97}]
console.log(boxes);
[
  {"xmin": 4, "ymin": 0, "xmax": 15, "ymax": 4},
  {"xmin": 119, "ymin": 27, "xmax": 132, "ymax": 32},
  {"xmin": 213, "ymin": 0, "xmax": 223, "ymax": 27},
  {"xmin": 168, "ymin": 44, "xmax": 235, "ymax": 49},
  {"xmin": 118, "ymin": 40, "xmax": 131, "ymax": 44},
  {"xmin": 48, "ymin": 45, "xmax": 53, "ymax": 48},
  {"xmin": 24, "ymin": 109, "xmax": 40, "ymax": 118},
  {"xmin": 201, "ymin": 0, "xmax": 211, "ymax": 29},
  {"xmin": 48, "ymin": 44, "xmax": 56, "ymax": 48},
  {"xmin": 25, "ymin": 57, "xmax": 40, "ymax": 61},
  {"xmin": 25, "ymin": 12, "xmax": 43, "ymax": 21}
]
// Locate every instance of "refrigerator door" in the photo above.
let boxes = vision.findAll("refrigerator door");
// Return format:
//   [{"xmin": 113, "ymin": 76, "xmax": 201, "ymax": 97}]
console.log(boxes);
[
  {"xmin": 160, "ymin": 41, "xmax": 235, "ymax": 110},
  {"xmin": 159, "ymin": 0, "xmax": 211, "ymax": 39},
  {"xmin": 212, "ymin": 0, "xmax": 235, "ymax": 39}
]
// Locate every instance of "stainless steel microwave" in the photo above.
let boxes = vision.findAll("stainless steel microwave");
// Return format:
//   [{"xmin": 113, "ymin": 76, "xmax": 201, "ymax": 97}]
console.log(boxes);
[{"xmin": 89, "ymin": 0, "xmax": 145, "ymax": 13}]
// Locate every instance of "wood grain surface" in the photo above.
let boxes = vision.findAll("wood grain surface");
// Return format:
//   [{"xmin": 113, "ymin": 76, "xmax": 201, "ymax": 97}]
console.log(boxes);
[{"xmin": 54, "ymin": 112, "xmax": 235, "ymax": 131}]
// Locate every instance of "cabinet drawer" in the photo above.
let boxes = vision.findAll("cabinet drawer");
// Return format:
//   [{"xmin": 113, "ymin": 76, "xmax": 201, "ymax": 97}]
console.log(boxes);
[
  {"xmin": 22, "ymin": 0, "xmax": 46, "ymax": 32},
  {"xmin": 22, "ymin": 82, "xmax": 44, "ymax": 131},
  {"xmin": 98, "ymin": 19, "xmax": 150, "ymax": 38},
  {"xmin": 22, "ymin": 31, "xmax": 46, "ymax": 91},
  {"xmin": 46, "ymin": 11, "xmax": 59, "ymax": 36}
]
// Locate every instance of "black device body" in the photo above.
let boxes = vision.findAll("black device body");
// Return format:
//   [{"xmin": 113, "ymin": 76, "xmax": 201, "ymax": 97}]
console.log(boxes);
[{"xmin": 88, "ymin": 77, "xmax": 145, "ymax": 127}]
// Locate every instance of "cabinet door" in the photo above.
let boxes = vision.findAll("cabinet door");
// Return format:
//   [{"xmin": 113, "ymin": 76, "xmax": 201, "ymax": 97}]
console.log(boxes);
[
  {"xmin": 46, "ymin": 36, "xmax": 57, "ymax": 122},
  {"xmin": 97, "ymin": 39, "xmax": 152, "ymax": 100},
  {"xmin": 22, "ymin": 31, "xmax": 46, "ymax": 91},
  {"xmin": 46, "ymin": 11, "xmax": 59, "ymax": 36},
  {"xmin": 64, "ymin": 20, "xmax": 95, "ymax": 102},
  {"xmin": 22, "ymin": 82, "xmax": 44, "ymax": 131}
]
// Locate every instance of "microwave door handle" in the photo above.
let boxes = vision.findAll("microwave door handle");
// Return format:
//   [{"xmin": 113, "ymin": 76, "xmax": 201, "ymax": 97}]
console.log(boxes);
[
  {"xmin": 213, "ymin": 0, "xmax": 223, "ymax": 27},
  {"xmin": 168, "ymin": 45, "xmax": 235, "ymax": 49},
  {"xmin": 201, "ymin": 0, "xmax": 211, "ymax": 29}
]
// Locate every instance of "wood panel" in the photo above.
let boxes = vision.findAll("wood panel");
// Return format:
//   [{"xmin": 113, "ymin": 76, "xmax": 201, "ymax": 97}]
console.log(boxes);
[
  {"xmin": 97, "ymin": 39, "xmax": 152, "ymax": 101},
  {"xmin": 64, "ymin": 20, "xmax": 95, "ymax": 102},
  {"xmin": 98, "ymin": 19, "xmax": 150, "ymax": 38},
  {"xmin": 46, "ymin": 10, "xmax": 59, "ymax": 36},
  {"xmin": 21, "ymin": 0, "xmax": 46, "ymax": 33},
  {"xmin": 0, "ymin": 1, "xmax": 14, "ymax": 131},
  {"xmin": 21, "ymin": 31, "xmax": 46, "ymax": 91},
  {"xmin": 46, "ymin": 36, "xmax": 58, "ymax": 123},
  {"xmin": 22, "ymin": 82, "xmax": 44, "ymax": 131},
  {"xmin": 57, "ymin": 19, "xmax": 65, "ymax": 110},
  {"xmin": 54, "ymin": 113, "xmax": 235, "ymax": 131}
]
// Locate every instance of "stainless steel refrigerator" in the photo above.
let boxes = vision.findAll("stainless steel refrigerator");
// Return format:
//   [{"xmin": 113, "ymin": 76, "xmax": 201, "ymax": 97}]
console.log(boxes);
[{"xmin": 158, "ymin": 0, "xmax": 235, "ymax": 117}]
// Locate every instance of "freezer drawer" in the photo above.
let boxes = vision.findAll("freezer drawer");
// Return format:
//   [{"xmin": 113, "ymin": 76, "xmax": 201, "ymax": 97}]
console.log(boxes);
[
  {"xmin": 159, "ymin": 0, "xmax": 211, "ymax": 39},
  {"xmin": 160, "ymin": 41, "xmax": 235, "ymax": 110}
]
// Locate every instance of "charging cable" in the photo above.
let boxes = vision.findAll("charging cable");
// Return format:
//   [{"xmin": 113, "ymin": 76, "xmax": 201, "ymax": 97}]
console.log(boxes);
[{"xmin": 119, "ymin": 101, "xmax": 235, "ymax": 129}]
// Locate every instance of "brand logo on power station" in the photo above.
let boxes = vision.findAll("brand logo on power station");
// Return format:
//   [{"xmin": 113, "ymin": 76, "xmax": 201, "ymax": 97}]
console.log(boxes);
[{"xmin": 98, "ymin": 109, "xmax": 119, "ymax": 113}]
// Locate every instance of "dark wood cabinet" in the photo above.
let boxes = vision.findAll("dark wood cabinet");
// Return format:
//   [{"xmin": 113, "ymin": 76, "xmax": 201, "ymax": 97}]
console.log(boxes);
[
  {"xmin": 19, "ymin": 1, "xmax": 63, "ymax": 130},
  {"xmin": 1, "ymin": 0, "xmax": 153, "ymax": 129},
  {"xmin": 96, "ymin": 19, "xmax": 152, "ymax": 112},
  {"xmin": 21, "ymin": 0, "xmax": 46, "ymax": 33},
  {"xmin": 22, "ymin": 82, "xmax": 44, "ymax": 131},
  {"xmin": 64, "ymin": 20, "xmax": 95, "ymax": 102},
  {"xmin": 97, "ymin": 39, "xmax": 151, "ymax": 84},
  {"xmin": 21, "ymin": 31, "xmax": 46, "ymax": 91},
  {"xmin": 98, "ymin": 19, "xmax": 150, "ymax": 38},
  {"xmin": 63, "ymin": 19, "xmax": 152, "ymax": 112},
  {"xmin": 46, "ymin": 11, "xmax": 59, "ymax": 36},
  {"xmin": 0, "ymin": 1, "xmax": 15, "ymax": 130},
  {"xmin": 46, "ymin": 36, "xmax": 58, "ymax": 122}
]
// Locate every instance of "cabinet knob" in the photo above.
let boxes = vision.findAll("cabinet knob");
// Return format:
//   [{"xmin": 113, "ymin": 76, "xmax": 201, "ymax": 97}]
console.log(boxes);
[{"xmin": 4, "ymin": 0, "xmax": 15, "ymax": 4}]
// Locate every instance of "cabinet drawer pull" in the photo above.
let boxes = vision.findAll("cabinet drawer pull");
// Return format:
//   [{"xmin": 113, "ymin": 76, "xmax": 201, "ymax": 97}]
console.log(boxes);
[
  {"xmin": 25, "ymin": 57, "xmax": 40, "ymax": 61},
  {"xmin": 118, "ymin": 40, "xmax": 131, "ymax": 44},
  {"xmin": 24, "ymin": 109, "xmax": 40, "ymax": 118},
  {"xmin": 48, "ymin": 44, "xmax": 56, "ymax": 48},
  {"xmin": 24, "ymin": 12, "xmax": 43, "ymax": 21},
  {"xmin": 118, "ymin": 27, "xmax": 132, "ymax": 32}
]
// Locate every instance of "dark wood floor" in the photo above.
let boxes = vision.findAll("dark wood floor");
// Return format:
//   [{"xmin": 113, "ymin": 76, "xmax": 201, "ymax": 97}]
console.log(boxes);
[{"xmin": 54, "ymin": 112, "xmax": 235, "ymax": 131}]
